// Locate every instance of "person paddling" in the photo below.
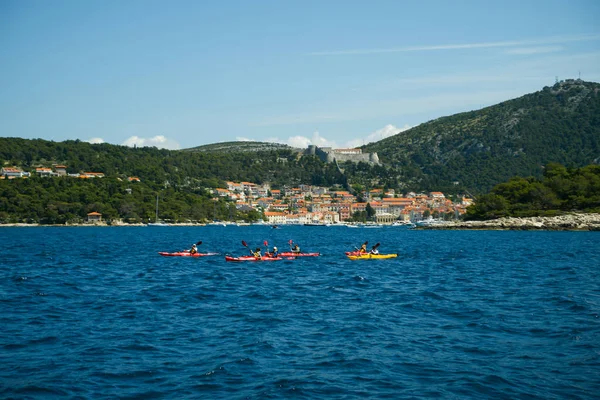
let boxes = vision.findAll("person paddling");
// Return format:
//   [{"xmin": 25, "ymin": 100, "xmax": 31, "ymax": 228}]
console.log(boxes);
[
  {"xmin": 368, "ymin": 242, "xmax": 381, "ymax": 255},
  {"xmin": 359, "ymin": 243, "xmax": 368, "ymax": 254},
  {"xmin": 251, "ymin": 247, "xmax": 262, "ymax": 259},
  {"xmin": 290, "ymin": 243, "xmax": 301, "ymax": 254},
  {"xmin": 189, "ymin": 243, "xmax": 198, "ymax": 254},
  {"xmin": 271, "ymin": 246, "xmax": 279, "ymax": 258}
]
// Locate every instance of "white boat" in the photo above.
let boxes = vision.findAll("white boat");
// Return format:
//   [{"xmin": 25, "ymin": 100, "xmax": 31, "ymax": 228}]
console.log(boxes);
[
  {"xmin": 392, "ymin": 220, "xmax": 411, "ymax": 226},
  {"xmin": 393, "ymin": 221, "xmax": 416, "ymax": 228},
  {"xmin": 147, "ymin": 194, "xmax": 169, "ymax": 226},
  {"xmin": 415, "ymin": 218, "xmax": 446, "ymax": 227}
]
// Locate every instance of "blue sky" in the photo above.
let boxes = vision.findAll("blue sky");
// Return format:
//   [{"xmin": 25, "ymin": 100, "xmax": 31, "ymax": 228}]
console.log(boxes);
[{"xmin": 1, "ymin": 0, "xmax": 599, "ymax": 150}]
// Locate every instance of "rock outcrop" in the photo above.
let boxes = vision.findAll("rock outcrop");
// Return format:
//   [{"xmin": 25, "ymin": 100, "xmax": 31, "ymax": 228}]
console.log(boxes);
[{"xmin": 420, "ymin": 213, "xmax": 600, "ymax": 231}]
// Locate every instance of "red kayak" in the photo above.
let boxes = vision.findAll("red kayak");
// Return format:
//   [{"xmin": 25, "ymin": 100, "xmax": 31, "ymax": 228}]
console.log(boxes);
[
  {"xmin": 159, "ymin": 251, "xmax": 219, "ymax": 257},
  {"xmin": 279, "ymin": 252, "xmax": 320, "ymax": 257},
  {"xmin": 225, "ymin": 255, "xmax": 283, "ymax": 262}
]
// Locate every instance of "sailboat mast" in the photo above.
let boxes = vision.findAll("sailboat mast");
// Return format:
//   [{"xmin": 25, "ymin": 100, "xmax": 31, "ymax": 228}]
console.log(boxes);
[{"xmin": 155, "ymin": 194, "xmax": 159, "ymax": 222}]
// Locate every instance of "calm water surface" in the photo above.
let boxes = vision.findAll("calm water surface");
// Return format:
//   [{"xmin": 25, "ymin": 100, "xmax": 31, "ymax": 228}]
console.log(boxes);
[{"xmin": 1, "ymin": 226, "xmax": 599, "ymax": 399}]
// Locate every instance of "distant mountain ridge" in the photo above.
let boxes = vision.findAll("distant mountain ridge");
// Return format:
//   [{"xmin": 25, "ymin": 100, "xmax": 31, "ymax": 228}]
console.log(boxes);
[
  {"xmin": 363, "ymin": 79, "xmax": 600, "ymax": 192},
  {"xmin": 183, "ymin": 141, "xmax": 294, "ymax": 153},
  {"xmin": 1, "ymin": 80, "xmax": 598, "ymax": 195}
]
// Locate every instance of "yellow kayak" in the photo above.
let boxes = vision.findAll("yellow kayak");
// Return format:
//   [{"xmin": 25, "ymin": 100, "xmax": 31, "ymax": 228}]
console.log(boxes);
[{"xmin": 347, "ymin": 253, "xmax": 398, "ymax": 260}]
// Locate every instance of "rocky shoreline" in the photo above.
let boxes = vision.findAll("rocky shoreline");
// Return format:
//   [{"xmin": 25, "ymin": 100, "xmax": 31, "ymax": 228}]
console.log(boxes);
[
  {"xmin": 420, "ymin": 213, "xmax": 600, "ymax": 231},
  {"xmin": 2, "ymin": 213, "xmax": 600, "ymax": 230}
]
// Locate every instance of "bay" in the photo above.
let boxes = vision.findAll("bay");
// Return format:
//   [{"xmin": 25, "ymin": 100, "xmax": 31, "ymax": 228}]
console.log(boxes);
[{"xmin": 1, "ymin": 226, "xmax": 599, "ymax": 399}]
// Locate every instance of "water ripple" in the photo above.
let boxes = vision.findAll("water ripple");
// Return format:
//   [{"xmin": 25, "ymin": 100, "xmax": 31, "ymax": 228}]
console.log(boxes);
[{"xmin": 0, "ymin": 227, "xmax": 599, "ymax": 399}]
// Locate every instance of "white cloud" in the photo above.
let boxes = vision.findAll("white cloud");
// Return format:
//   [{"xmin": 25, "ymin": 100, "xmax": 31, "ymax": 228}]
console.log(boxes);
[
  {"xmin": 310, "ymin": 131, "xmax": 337, "ymax": 147},
  {"xmin": 286, "ymin": 135, "xmax": 312, "ymax": 148},
  {"xmin": 308, "ymin": 33, "xmax": 600, "ymax": 56},
  {"xmin": 239, "ymin": 125, "xmax": 410, "ymax": 150},
  {"xmin": 87, "ymin": 137, "xmax": 105, "ymax": 144},
  {"xmin": 344, "ymin": 124, "xmax": 411, "ymax": 148},
  {"xmin": 122, "ymin": 135, "xmax": 180, "ymax": 150},
  {"xmin": 238, "ymin": 131, "xmax": 339, "ymax": 149}
]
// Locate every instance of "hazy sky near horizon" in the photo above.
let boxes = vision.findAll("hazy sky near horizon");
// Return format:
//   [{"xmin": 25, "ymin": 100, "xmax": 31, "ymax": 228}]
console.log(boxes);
[{"xmin": 1, "ymin": 0, "xmax": 599, "ymax": 150}]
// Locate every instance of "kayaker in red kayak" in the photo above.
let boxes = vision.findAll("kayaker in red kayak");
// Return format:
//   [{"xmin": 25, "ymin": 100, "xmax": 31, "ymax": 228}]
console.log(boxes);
[
  {"xmin": 250, "ymin": 247, "xmax": 262, "ymax": 259},
  {"xmin": 289, "ymin": 239, "xmax": 301, "ymax": 254},
  {"xmin": 189, "ymin": 244, "xmax": 198, "ymax": 254}
]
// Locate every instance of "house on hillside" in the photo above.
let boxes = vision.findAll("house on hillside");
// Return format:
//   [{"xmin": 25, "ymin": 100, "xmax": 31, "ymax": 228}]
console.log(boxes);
[
  {"xmin": 1, "ymin": 167, "xmax": 28, "ymax": 179},
  {"xmin": 55, "ymin": 165, "xmax": 67, "ymax": 176},
  {"xmin": 87, "ymin": 212, "xmax": 102, "ymax": 223},
  {"xmin": 36, "ymin": 167, "xmax": 56, "ymax": 177}
]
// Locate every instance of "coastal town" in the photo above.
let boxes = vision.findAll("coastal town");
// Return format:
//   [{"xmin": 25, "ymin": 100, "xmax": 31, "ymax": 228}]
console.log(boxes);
[
  {"xmin": 2, "ymin": 164, "xmax": 473, "ymax": 225},
  {"xmin": 217, "ymin": 180, "xmax": 473, "ymax": 226}
]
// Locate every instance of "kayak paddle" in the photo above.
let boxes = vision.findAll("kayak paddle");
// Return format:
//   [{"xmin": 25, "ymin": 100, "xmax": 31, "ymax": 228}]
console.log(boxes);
[{"xmin": 354, "ymin": 241, "xmax": 369, "ymax": 251}]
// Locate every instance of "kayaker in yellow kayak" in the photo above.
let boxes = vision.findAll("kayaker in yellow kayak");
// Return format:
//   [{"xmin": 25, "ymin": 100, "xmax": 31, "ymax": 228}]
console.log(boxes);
[{"xmin": 359, "ymin": 243, "xmax": 368, "ymax": 254}]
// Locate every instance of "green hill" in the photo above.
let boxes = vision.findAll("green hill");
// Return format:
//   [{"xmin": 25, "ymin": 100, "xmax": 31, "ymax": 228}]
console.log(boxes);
[
  {"xmin": 183, "ymin": 141, "xmax": 295, "ymax": 153},
  {"xmin": 364, "ymin": 79, "xmax": 600, "ymax": 193}
]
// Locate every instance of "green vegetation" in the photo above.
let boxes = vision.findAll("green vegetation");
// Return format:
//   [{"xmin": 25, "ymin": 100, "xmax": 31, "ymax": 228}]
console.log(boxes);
[
  {"xmin": 184, "ymin": 141, "xmax": 293, "ymax": 153},
  {"xmin": 347, "ymin": 202, "xmax": 377, "ymax": 223},
  {"xmin": 2, "ymin": 80, "xmax": 599, "ymax": 224},
  {"xmin": 0, "ymin": 138, "xmax": 347, "ymax": 224},
  {"xmin": 0, "ymin": 175, "xmax": 261, "ymax": 224},
  {"xmin": 465, "ymin": 163, "xmax": 600, "ymax": 220},
  {"xmin": 0, "ymin": 138, "xmax": 344, "ymax": 189},
  {"xmin": 364, "ymin": 79, "xmax": 600, "ymax": 193}
]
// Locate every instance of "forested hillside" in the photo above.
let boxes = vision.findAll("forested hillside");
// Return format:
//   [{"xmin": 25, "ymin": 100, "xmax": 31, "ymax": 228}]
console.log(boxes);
[
  {"xmin": 364, "ymin": 79, "xmax": 600, "ymax": 193},
  {"xmin": 0, "ymin": 139, "xmax": 348, "ymax": 224},
  {"xmin": 0, "ymin": 138, "xmax": 344, "ymax": 188},
  {"xmin": 465, "ymin": 163, "xmax": 600, "ymax": 219},
  {"xmin": 2, "ymin": 80, "xmax": 599, "ymax": 224},
  {"xmin": 0, "ymin": 176, "xmax": 253, "ymax": 224}
]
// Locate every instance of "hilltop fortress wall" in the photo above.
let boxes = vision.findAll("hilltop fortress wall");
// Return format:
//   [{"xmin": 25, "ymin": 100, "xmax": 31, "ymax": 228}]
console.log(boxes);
[{"xmin": 305, "ymin": 145, "xmax": 380, "ymax": 165}]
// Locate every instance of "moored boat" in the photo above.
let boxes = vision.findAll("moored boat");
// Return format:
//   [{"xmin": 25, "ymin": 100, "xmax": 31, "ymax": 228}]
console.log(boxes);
[{"xmin": 148, "ymin": 194, "xmax": 169, "ymax": 226}]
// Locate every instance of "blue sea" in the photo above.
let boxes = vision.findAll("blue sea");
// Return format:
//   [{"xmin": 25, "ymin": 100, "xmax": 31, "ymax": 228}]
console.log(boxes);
[{"xmin": 1, "ymin": 226, "xmax": 599, "ymax": 399}]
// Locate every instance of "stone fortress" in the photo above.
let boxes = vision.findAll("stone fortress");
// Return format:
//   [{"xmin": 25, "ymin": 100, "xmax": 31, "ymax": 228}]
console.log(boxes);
[{"xmin": 305, "ymin": 145, "xmax": 380, "ymax": 165}]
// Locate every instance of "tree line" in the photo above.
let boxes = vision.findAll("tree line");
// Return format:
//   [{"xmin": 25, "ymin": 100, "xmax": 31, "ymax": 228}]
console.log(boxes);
[
  {"xmin": 465, "ymin": 163, "xmax": 600, "ymax": 220},
  {"xmin": 0, "ymin": 176, "xmax": 263, "ymax": 224}
]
